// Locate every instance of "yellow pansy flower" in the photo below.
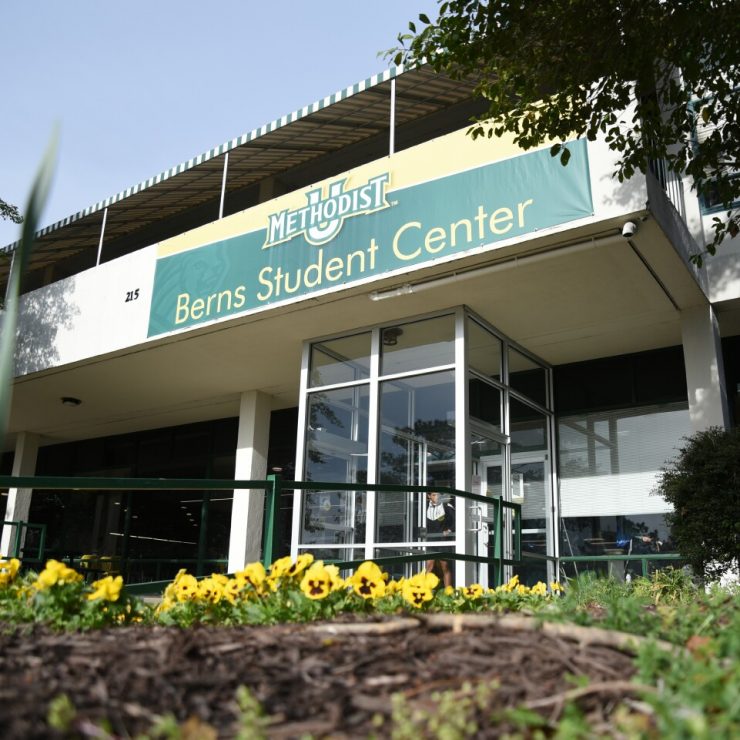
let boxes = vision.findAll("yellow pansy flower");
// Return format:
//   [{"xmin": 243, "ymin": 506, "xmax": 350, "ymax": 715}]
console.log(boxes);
[
  {"xmin": 87, "ymin": 575, "xmax": 124, "ymax": 602},
  {"xmin": 33, "ymin": 560, "xmax": 83, "ymax": 590},
  {"xmin": 174, "ymin": 573, "xmax": 199, "ymax": 602},
  {"xmin": 462, "ymin": 583, "xmax": 484, "ymax": 599},
  {"xmin": 300, "ymin": 562, "xmax": 332, "ymax": 600},
  {"xmin": 505, "ymin": 574, "xmax": 520, "ymax": 591},
  {"xmin": 286, "ymin": 553, "xmax": 314, "ymax": 578},
  {"xmin": 198, "ymin": 577, "xmax": 224, "ymax": 604},
  {"xmin": 235, "ymin": 562, "xmax": 267, "ymax": 594},
  {"xmin": 401, "ymin": 571, "xmax": 439, "ymax": 608},
  {"xmin": 268, "ymin": 556, "xmax": 293, "ymax": 580},
  {"xmin": 223, "ymin": 578, "xmax": 245, "ymax": 603},
  {"xmin": 323, "ymin": 564, "xmax": 345, "ymax": 591},
  {"xmin": 530, "ymin": 581, "xmax": 547, "ymax": 596},
  {"xmin": 550, "ymin": 581, "xmax": 563, "ymax": 593},
  {"xmin": 349, "ymin": 561, "xmax": 386, "ymax": 599},
  {"xmin": 385, "ymin": 579, "xmax": 403, "ymax": 596},
  {"xmin": 0, "ymin": 558, "xmax": 20, "ymax": 586}
]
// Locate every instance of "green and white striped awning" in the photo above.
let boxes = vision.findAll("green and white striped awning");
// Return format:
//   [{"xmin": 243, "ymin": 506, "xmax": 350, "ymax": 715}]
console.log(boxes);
[{"xmin": 1, "ymin": 64, "xmax": 479, "ymax": 284}]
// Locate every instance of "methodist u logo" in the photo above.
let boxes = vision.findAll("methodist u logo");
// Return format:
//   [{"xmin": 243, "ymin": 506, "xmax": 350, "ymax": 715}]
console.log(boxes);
[{"xmin": 264, "ymin": 173, "xmax": 390, "ymax": 248}]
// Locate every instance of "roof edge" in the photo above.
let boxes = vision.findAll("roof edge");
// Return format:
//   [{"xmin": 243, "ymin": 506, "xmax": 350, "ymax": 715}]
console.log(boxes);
[{"xmin": 2, "ymin": 64, "xmax": 409, "ymax": 254}]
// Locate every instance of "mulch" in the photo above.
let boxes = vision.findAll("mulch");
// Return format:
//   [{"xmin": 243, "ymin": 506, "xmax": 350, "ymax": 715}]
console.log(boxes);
[{"xmin": 0, "ymin": 614, "xmax": 643, "ymax": 738}]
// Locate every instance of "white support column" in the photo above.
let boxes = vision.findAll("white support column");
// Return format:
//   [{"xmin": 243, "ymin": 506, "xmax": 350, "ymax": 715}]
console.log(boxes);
[
  {"xmin": 681, "ymin": 304, "xmax": 731, "ymax": 432},
  {"xmin": 218, "ymin": 152, "xmax": 229, "ymax": 219},
  {"xmin": 95, "ymin": 207, "xmax": 108, "ymax": 266},
  {"xmin": 227, "ymin": 391, "xmax": 272, "ymax": 572},
  {"xmin": 1, "ymin": 432, "xmax": 40, "ymax": 556},
  {"xmin": 389, "ymin": 78, "xmax": 396, "ymax": 156}
]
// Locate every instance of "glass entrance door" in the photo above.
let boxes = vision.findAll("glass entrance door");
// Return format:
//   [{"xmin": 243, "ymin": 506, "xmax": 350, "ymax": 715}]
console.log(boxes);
[
  {"xmin": 470, "ymin": 427, "xmax": 505, "ymax": 587},
  {"xmin": 295, "ymin": 308, "xmax": 555, "ymax": 588},
  {"xmin": 376, "ymin": 369, "xmax": 456, "ymax": 580},
  {"xmin": 481, "ymin": 455, "xmax": 551, "ymax": 583}
]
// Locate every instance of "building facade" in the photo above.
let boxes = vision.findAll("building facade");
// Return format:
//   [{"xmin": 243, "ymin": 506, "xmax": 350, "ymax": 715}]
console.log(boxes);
[{"xmin": 1, "ymin": 65, "xmax": 738, "ymax": 585}]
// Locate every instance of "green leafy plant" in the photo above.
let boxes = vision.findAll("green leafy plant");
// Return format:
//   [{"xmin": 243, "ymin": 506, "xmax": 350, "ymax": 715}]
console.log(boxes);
[
  {"xmin": 655, "ymin": 426, "xmax": 740, "ymax": 582},
  {"xmin": 0, "ymin": 558, "xmax": 149, "ymax": 630}
]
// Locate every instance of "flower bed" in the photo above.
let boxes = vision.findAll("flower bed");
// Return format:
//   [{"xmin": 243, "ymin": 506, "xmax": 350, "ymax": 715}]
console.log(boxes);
[
  {"xmin": 1, "ymin": 555, "xmax": 737, "ymax": 737},
  {"xmin": 0, "ymin": 554, "xmax": 560, "ymax": 630}
]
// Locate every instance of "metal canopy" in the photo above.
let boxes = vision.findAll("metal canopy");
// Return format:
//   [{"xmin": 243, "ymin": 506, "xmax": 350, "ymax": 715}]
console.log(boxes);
[{"xmin": 1, "ymin": 65, "xmax": 478, "ymax": 285}]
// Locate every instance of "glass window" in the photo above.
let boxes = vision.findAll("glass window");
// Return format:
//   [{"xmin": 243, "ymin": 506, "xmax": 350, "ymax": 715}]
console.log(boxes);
[
  {"xmin": 381, "ymin": 314, "xmax": 455, "ymax": 376},
  {"xmin": 305, "ymin": 387, "xmax": 369, "ymax": 483},
  {"xmin": 467, "ymin": 318, "xmax": 502, "ymax": 381},
  {"xmin": 302, "ymin": 386, "xmax": 369, "ymax": 546},
  {"xmin": 470, "ymin": 431, "xmax": 503, "ymax": 497},
  {"xmin": 469, "ymin": 377, "xmax": 502, "ymax": 433},
  {"xmin": 560, "ymin": 513, "xmax": 678, "ymax": 582},
  {"xmin": 378, "ymin": 371, "xmax": 455, "ymax": 543},
  {"xmin": 558, "ymin": 402, "xmax": 691, "ymax": 518},
  {"xmin": 510, "ymin": 398, "xmax": 548, "ymax": 454},
  {"xmin": 509, "ymin": 399, "xmax": 551, "ymax": 576},
  {"xmin": 309, "ymin": 332, "xmax": 371, "ymax": 387},
  {"xmin": 560, "ymin": 513, "xmax": 675, "ymax": 557},
  {"xmin": 509, "ymin": 347, "xmax": 548, "ymax": 408}
]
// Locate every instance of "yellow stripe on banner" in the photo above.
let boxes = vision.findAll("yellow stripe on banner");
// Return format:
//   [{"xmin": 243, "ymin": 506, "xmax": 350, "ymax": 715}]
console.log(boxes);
[{"xmin": 156, "ymin": 127, "xmax": 539, "ymax": 259}]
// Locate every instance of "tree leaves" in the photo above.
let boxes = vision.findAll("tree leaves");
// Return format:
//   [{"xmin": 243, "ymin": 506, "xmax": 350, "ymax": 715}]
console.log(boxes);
[
  {"xmin": 390, "ymin": 0, "xmax": 740, "ymax": 258},
  {"xmin": 0, "ymin": 199, "xmax": 23, "ymax": 225}
]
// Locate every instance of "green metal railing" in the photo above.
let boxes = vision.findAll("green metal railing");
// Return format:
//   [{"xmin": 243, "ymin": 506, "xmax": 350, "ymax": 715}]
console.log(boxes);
[
  {"xmin": 281, "ymin": 481, "xmax": 522, "ymax": 588},
  {"xmin": 1, "ymin": 519, "xmax": 47, "ymax": 563},
  {"xmin": 0, "ymin": 474, "xmax": 523, "ymax": 592},
  {"xmin": 0, "ymin": 475, "xmax": 272, "ymax": 582},
  {"xmin": 561, "ymin": 553, "xmax": 683, "ymax": 578},
  {"xmin": 1, "ymin": 474, "xmax": 687, "ymax": 597}
]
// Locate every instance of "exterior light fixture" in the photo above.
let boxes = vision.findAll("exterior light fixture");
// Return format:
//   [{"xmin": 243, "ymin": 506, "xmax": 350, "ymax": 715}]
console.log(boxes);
[
  {"xmin": 61, "ymin": 397, "xmax": 82, "ymax": 407},
  {"xmin": 382, "ymin": 327, "xmax": 404, "ymax": 346}
]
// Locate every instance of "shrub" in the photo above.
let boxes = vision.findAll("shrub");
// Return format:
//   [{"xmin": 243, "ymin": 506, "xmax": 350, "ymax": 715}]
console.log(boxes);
[{"xmin": 656, "ymin": 426, "xmax": 740, "ymax": 582}]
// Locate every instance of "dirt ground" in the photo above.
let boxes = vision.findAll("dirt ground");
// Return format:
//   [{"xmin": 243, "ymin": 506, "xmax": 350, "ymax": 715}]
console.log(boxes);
[{"xmin": 0, "ymin": 615, "xmax": 641, "ymax": 738}]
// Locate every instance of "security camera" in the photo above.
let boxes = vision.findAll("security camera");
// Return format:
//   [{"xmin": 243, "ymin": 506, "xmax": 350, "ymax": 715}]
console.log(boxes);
[{"xmin": 621, "ymin": 221, "xmax": 638, "ymax": 238}]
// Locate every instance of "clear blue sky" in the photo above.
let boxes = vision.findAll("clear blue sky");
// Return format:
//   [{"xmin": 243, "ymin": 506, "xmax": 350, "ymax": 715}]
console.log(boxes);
[{"xmin": 0, "ymin": 0, "xmax": 439, "ymax": 247}]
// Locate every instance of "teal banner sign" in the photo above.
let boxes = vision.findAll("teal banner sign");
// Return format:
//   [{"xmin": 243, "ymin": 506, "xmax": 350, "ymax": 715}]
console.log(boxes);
[{"xmin": 148, "ymin": 140, "xmax": 592, "ymax": 337}]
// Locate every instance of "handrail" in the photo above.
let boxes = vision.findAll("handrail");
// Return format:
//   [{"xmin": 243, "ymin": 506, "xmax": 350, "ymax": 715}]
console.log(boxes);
[
  {"xmin": 0, "ymin": 474, "xmax": 521, "ymax": 586},
  {"xmin": 1, "ymin": 520, "xmax": 47, "ymax": 562},
  {"xmin": 0, "ymin": 475, "xmax": 269, "ymax": 490},
  {"xmin": 1, "ymin": 474, "xmax": 686, "ymax": 593},
  {"xmin": 561, "ymin": 553, "xmax": 682, "ymax": 579}
]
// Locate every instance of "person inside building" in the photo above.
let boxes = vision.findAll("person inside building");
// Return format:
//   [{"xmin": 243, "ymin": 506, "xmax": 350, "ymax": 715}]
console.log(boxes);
[
  {"xmin": 424, "ymin": 491, "xmax": 455, "ymax": 588},
  {"xmin": 616, "ymin": 520, "xmax": 662, "ymax": 580}
]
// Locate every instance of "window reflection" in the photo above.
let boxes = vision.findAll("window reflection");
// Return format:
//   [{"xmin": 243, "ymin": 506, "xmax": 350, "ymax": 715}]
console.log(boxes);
[
  {"xmin": 381, "ymin": 315, "xmax": 455, "ymax": 375},
  {"xmin": 378, "ymin": 371, "xmax": 455, "ymax": 543},
  {"xmin": 467, "ymin": 318, "xmax": 502, "ymax": 381},
  {"xmin": 509, "ymin": 347, "xmax": 548, "ymax": 408},
  {"xmin": 309, "ymin": 332, "xmax": 371, "ymax": 387},
  {"xmin": 469, "ymin": 377, "xmax": 501, "ymax": 433},
  {"xmin": 303, "ymin": 386, "xmax": 369, "ymax": 545}
]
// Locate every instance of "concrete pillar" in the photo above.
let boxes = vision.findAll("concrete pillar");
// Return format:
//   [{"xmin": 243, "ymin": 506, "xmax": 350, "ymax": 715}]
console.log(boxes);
[
  {"xmin": 681, "ymin": 304, "xmax": 731, "ymax": 431},
  {"xmin": 1, "ymin": 432, "xmax": 40, "ymax": 557},
  {"xmin": 227, "ymin": 391, "xmax": 272, "ymax": 572}
]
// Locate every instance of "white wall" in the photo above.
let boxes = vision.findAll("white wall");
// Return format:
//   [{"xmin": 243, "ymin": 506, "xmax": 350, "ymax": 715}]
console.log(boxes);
[
  {"xmin": 14, "ymin": 245, "xmax": 156, "ymax": 377},
  {"xmin": 703, "ymin": 228, "xmax": 740, "ymax": 304},
  {"xmin": 587, "ymin": 133, "xmax": 648, "ymax": 223}
]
